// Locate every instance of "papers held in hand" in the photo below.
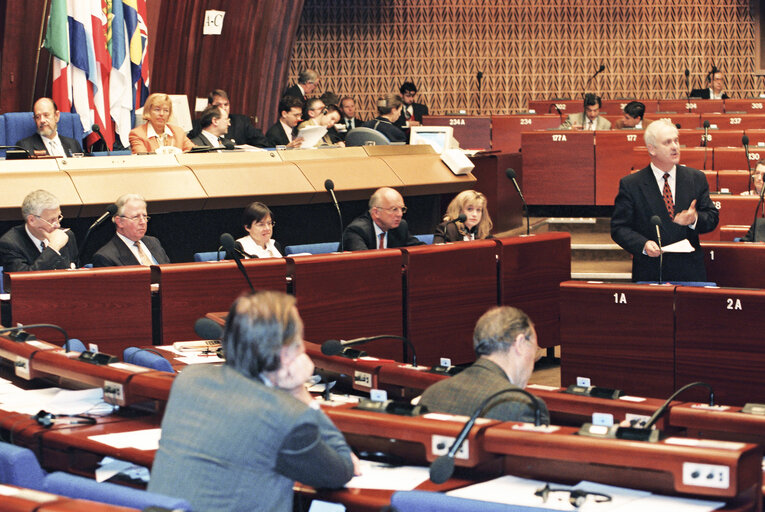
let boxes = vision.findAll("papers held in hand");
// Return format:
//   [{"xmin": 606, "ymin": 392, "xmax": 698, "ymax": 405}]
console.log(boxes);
[
  {"xmin": 661, "ymin": 239, "xmax": 694, "ymax": 253},
  {"xmin": 297, "ymin": 125, "xmax": 328, "ymax": 147}
]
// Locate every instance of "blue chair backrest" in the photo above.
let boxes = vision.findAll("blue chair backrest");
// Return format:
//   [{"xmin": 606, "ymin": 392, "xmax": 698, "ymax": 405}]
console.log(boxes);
[
  {"xmin": 415, "ymin": 234, "xmax": 434, "ymax": 245},
  {"xmin": 0, "ymin": 441, "xmax": 47, "ymax": 490},
  {"xmin": 90, "ymin": 149, "xmax": 132, "ymax": 156},
  {"xmin": 345, "ymin": 127, "xmax": 391, "ymax": 146},
  {"xmin": 193, "ymin": 250, "xmax": 227, "ymax": 262},
  {"xmin": 391, "ymin": 490, "xmax": 544, "ymax": 511},
  {"xmin": 123, "ymin": 346, "xmax": 175, "ymax": 373},
  {"xmin": 4, "ymin": 111, "xmax": 85, "ymax": 150},
  {"xmin": 0, "ymin": 115, "xmax": 6, "ymax": 155},
  {"xmin": 64, "ymin": 338, "xmax": 87, "ymax": 352},
  {"xmin": 284, "ymin": 242, "xmax": 339, "ymax": 255}
]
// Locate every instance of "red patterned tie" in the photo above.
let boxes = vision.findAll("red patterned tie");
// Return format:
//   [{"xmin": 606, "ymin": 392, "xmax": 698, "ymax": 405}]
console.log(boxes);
[
  {"xmin": 662, "ymin": 173, "xmax": 674, "ymax": 220},
  {"xmin": 378, "ymin": 232, "xmax": 385, "ymax": 249}
]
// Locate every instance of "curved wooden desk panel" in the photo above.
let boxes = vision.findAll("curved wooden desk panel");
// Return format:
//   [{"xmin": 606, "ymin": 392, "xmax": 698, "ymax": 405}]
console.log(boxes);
[
  {"xmin": 660, "ymin": 99, "xmax": 724, "ymax": 114},
  {"xmin": 0, "ymin": 165, "xmax": 81, "ymax": 221},
  {"xmin": 499, "ymin": 232, "xmax": 571, "ymax": 349},
  {"xmin": 490, "ymin": 114, "xmax": 561, "ymax": 154},
  {"xmin": 7, "ymin": 267, "xmax": 152, "ymax": 357},
  {"xmin": 155, "ymin": 259, "xmax": 287, "ymax": 344},
  {"xmin": 594, "ymin": 130, "xmax": 644, "ymax": 205},
  {"xmin": 289, "ymin": 251, "xmax": 404, "ymax": 361},
  {"xmin": 702, "ymin": 242, "xmax": 765, "ymax": 288},
  {"xmin": 295, "ymin": 157, "xmax": 404, "ymax": 203},
  {"xmin": 403, "ymin": 240, "xmax": 499, "ymax": 366}
]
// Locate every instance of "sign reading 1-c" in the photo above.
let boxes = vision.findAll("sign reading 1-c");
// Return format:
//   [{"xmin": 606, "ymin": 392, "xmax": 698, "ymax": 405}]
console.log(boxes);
[{"xmin": 203, "ymin": 10, "xmax": 225, "ymax": 35}]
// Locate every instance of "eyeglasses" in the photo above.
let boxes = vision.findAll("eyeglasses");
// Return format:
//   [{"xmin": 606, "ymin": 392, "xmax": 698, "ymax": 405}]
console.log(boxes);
[
  {"xmin": 375, "ymin": 206, "xmax": 407, "ymax": 214},
  {"xmin": 535, "ymin": 483, "xmax": 611, "ymax": 508},
  {"xmin": 120, "ymin": 214, "xmax": 151, "ymax": 223},
  {"xmin": 254, "ymin": 221, "xmax": 275, "ymax": 228},
  {"xmin": 35, "ymin": 214, "xmax": 63, "ymax": 227}
]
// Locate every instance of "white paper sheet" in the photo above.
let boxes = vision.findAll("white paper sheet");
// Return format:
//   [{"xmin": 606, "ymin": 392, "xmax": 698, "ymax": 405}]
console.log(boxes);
[
  {"xmin": 297, "ymin": 125, "xmax": 328, "ymax": 147},
  {"xmin": 662, "ymin": 239, "xmax": 695, "ymax": 253},
  {"xmin": 88, "ymin": 428, "xmax": 162, "ymax": 451},
  {"xmin": 344, "ymin": 460, "xmax": 429, "ymax": 490}
]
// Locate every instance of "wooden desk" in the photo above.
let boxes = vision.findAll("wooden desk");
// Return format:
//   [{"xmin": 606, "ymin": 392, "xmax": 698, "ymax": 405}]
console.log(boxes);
[
  {"xmin": 288, "ymin": 251, "xmax": 404, "ymax": 361},
  {"xmin": 155, "ymin": 259, "xmax": 287, "ymax": 345},
  {"xmin": 521, "ymin": 131, "xmax": 595, "ymax": 205},
  {"xmin": 701, "ymin": 195, "xmax": 759, "ymax": 241},
  {"xmin": 660, "ymin": 99, "xmax": 724, "ymax": 114},
  {"xmin": 675, "ymin": 286, "xmax": 765, "ymax": 406},
  {"xmin": 702, "ymin": 242, "xmax": 765, "ymax": 288},
  {"xmin": 560, "ymin": 281, "xmax": 676, "ymax": 398},
  {"xmin": 601, "ymin": 99, "xmax": 660, "ymax": 114},
  {"xmin": 421, "ymin": 115, "xmax": 491, "ymax": 150},
  {"xmin": 498, "ymin": 233, "xmax": 570, "ymax": 349},
  {"xmin": 725, "ymin": 99, "xmax": 765, "ymax": 113},
  {"xmin": 669, "ymin": 403, "xmax": 765, "ymax": 445},
  {"xmin": 718, "ymin": 171, "xmax": 750, "ymax": 194},
  {"xmin": 703, "ymin": 113, "xmax": 765, "ymax": 131},
  {"xmin": 7, "ymin": 267, "xmax": 152, "ymax": 356},
  {"xmin": 490, "ymin": 114, "xmax": 561, "ymax": 153},
  {"xmin": 678, "ymin": 129, "xmax": 744, "ymax": 149},
  {"xmin": 644, "ymin": 112, "xmax": 701, "ymax": 129},
  {"xmin": 594, "ymin": 130, "xmax": 644, "ymax": 205},
  {"xmin": 468, "ymin": 152, "xmax": 523, "ymax": 233},
  {"xmin": 714, "ymin": 147, "xmax": 753, "ymax": 171},
  {"xmin": 527, "ymin": 99, "xmax": 585, "ymax": 115},
  {"xmin": 403, "ymin": 241, "xmax": 499, "ymax": 366}
]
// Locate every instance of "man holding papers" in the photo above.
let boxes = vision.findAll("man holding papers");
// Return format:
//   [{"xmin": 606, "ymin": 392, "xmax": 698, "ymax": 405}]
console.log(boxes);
[{"xmin": 611, "ymin": 119, "xmax": 718, "ymax": 282}]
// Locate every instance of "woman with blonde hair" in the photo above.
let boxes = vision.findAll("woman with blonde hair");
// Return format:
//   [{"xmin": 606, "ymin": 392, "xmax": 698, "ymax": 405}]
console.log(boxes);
[
  {"xmin": 129, "ymin": 93, "xmax": 195, "ymax": 154},
  {"xmin": 434, "ymin": 190, "xmax": 493, "ymax": 243}
]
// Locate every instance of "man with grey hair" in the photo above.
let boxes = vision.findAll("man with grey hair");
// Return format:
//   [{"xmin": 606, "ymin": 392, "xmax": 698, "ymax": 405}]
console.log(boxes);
[
  {"xmin": 93, "ymin": 193, "xmax": 170, "ymax": 267},
  {"xmin": 418, "ymin": 306, "xmax": 549, "ymax": 423},
  {"xmin": 342, "ymin": 187, "xmax": 424, "ymax": 251},
  {"xmin": 611, "ymin": 119, "xmax": 718, "ymax": 282},
  {"xmin": 0, "ymin": 189, "xmax": 78, "ymax": 275},
  {"xmin": 283, "ymin": 69, "xmax": 319, "ymax": 102}
]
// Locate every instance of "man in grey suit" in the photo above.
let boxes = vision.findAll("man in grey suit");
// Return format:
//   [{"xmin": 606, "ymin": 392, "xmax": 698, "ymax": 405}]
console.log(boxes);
[
  {"xmin": 148, "ymin": 291, "xmax": 356, "ymax": 512},
  {"xmin": 558, "ymin": 93, "xmax": 612, "ymax": 131},
  {"xmin": 419, "ymin": 306, "xmax": 550, "ymax": 423}
]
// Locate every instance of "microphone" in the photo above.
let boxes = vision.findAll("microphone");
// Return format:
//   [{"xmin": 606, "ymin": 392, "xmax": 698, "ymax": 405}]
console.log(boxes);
[
  {"xmin": 220, "ymin": 233, "xmax": 255, "ymax": 293},
  {"xmin": 743, "ymin": 135, "xmax": 753, "ymax": 194},
  {"xmin": 0, "ymin": 323, "xmax": 70, "ymax": 350},
  {"xmin": 194, "ymin": 317, "xmax": 223, "ymax": 341},
  {"xmin": 702, "ymin": 120, "xmax": 710, "ymax": 170},
  {"xmin": 506, "ymin": 168, "xmax": 530, "ymax": 235},
  {"xmin": 583, "ymin": 64, "xmax": 606, "ymax": 95},
  {"xmin": 91, "ymin": 124, "xmax": 110, "ymax": 155},
  {"xmin": 439, "ymin": 213, "xmax": 467, "ymax": 241},
  {"xmin": 641, "ymin": 382, "xmax": 714, "ymax": 432},
  {"xmin": 684, "ymin": 68, "xmax": 690, "ymax": 99},
  {"xmin": 321, "ymin": 335, "xmax": 417, "ymax": 367},
  {"xmin": 548, "ymin": 103, "xmax": 564, "ymax": 123},
  {"xmin": 429, "ymin": 387, "xmax": 546, "ymax": 483},
  {"xmin": 0, "ymin": 145, "xmax": 32, "ymax": 159},
  {"xmin": 651, "ymin": 215, "xmax": 663, "ymax": 284},
  {"xmin": 77, "ymin": 203, "xmax": 118, "ymax": 267},
  {"xmin": 324, "ymin": 179, "xmax": 344, "ymax": 252}
]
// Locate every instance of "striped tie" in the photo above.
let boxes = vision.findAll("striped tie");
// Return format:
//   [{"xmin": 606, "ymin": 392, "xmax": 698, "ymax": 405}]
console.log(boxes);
[{"xmin": 662, "ymin": 173, "xmax": 674, "ymax": 220}]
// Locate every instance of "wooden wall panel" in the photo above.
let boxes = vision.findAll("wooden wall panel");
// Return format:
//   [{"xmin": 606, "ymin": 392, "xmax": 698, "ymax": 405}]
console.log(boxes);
[{"xmin": 289, "ymin": 0, "xmax": 764, "ymax": 120}]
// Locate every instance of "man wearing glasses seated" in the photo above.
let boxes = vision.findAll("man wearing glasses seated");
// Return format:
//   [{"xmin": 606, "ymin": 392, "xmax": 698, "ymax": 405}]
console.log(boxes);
[
  {"xmin": 342, "ymin": 187, "xmax": 424, "ymax": 251},
  {"xmin": 93, "ymin": 193, "xmax": 170, "ymax": 267},
  {"xmin": 0, "ymin": 189, "xmax": 78, "ymax": 274}
]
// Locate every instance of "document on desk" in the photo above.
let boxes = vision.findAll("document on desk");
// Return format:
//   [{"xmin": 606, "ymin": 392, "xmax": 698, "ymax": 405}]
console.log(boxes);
[
  {"xmin": 89, "ymin": 428, "xmax": 161, "ymax": 451},
  {"xmin": 297, "ymin": 125, "xmax": 328, "ymax": 147},
  {"xmin": 344, "ymin": 460, "xmax": 429, "ymax": 490},
  {"xmin": 0, "ymin": 387, "xmax": 113, "ymax": 416},
  {"xmin": 662, "ymin": 239, "xmax": 695, "ymax": 253}
]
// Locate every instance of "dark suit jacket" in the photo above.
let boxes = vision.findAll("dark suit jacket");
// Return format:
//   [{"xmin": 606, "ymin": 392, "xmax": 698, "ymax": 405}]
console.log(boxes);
[
  {"xmin": 283, "ymin": 84, "xmax": 306, "ymax": 101},
  {"xmin": 689, "ymin": 88, "xmax": 729, "ymax": 100},
  {"xmin": 16, "ymin": 133, "xmax": 83, "ymax": 157},
  {"xmin": 265, "ymin": 122, "xmax": 295, "ymax": 147},
  {"xmin": 92, "ymin": 234, "xmax": 170, "ymax": 267},
  {"xmin": 394, "ymin": 102, "xmax": 429, "ymax": 127},
  {"xmin": 611, "ymin": 165, "xmax": 719, "ymax": 282},
  {"xmin": 362, "ymin": 117, "xmax": 407, "ymax": 143},
  {"xmin": 433, "ymin": 221, "xmax": 485, "ymax": 244},
  {"xmin": 419, "ymin": 358, "xmax": 550, "ymax": 424},
  {"xmin": 188, "ymin": 113, "xmax": 269, "ymax": 148},
  {"xmin": 148, "ymin": 365, "xmax": 354, "ymax": 512},
  {"xmin": 342, "ymin": 211, "xmax": 424, "ymax": 251},
  {"xmin": 0, "ymin": 225, "xmax": 78, "ymax": 274},
  {"xmin": 188, "ymin": 133, "xmax": 234, "ymax": 149}
]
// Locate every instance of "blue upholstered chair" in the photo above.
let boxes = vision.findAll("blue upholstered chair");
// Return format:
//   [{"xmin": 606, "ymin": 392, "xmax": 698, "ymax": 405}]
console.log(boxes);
[
  {"xmin": 193, "ymin": 250, "xmax": 227, "ymax": 262},
  {"xmin": 3, "ymin": 112, "xmax": 85, "ymax": 153},
  {"xmin": 414, "ymin": 234, "xmax": 434, "ymax": 245},
  {"xmin": 63, "ymin": 338, "xmax": 87, "ymax": 352},
  {"xmin": 123, "ymin": 347, "xmax": 175, "ymax": 373},
  {"xmin": 0, "ymin": 115, "xmax": 6, "ymax": 155},
  {"xmin": 284, "ymin": 242, "xmax": 340, "ymax": 255},
  {"xmin": 0, "ymin": 441, "xmax": 190, "ymax": 510},
  {"xmin": 391, "ymin": 490, "xmax": 555, "ymax": 511},
  {"xmin": 345, "ymin": 127, "xmax": 390, "ymax": 146}
]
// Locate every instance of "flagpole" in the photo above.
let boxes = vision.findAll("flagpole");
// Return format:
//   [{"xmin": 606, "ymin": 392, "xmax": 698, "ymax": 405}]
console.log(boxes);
[{"xmin": 32, "ymin": 0, "xmax": 52, "ymax": 110}]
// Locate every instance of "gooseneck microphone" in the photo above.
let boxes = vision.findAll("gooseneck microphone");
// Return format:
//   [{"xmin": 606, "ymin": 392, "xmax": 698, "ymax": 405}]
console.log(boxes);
[
  {"xmin": 0, "ymin": 323, "xmax": 70, "ymax": 351},
  {"xmin": 78, "ymin": 203, "xmax": 118, "ymax": 267},
  {"xmin": 548, "ymin": 103, "xmax": 564, "ymax": 123},
  {"xmin": 506, "ymin": 168, "xmax": 530, "ymax": 235},
  {"xmin": 702, "ymin": 120, "xmax": 710, "ymax": 170},
  {"xmin": 220, "ymin": 233, "xmax": 255, "ymax": 293},
  {"xmin": 321, "ymin": 335, "xmax": 417, "ymax": 367},
  {"xmin": 644, "ymin": 381, "xmax": 714, "ymax": 430},
  {"xmin": 429, "ymin": 387, "xmax": 546, "ymax": 484},
  {"xmin": 583, "ymin": 64, "xmax": 606, "ymax": 95},
  {"xmin": 743, "ymin": 135, "xmax": 753, "ymax": 194},
  {"xmin": 651, "ymin": 215, "xmax": 663, "ymax": 284},
  {"xmin": 0, "ymin": 145, "xmax": 32, "ymax": 158},
  {"xmin": 684, "ymin": 68, "xmax": 690, "ymax": 99},
  {"xmin": 91, "ymin": 124, "xmax": 110, "ymax": 155},
  {"xmin": 324, "ymin": 179, "xmax": 344, "ymax": 251}
]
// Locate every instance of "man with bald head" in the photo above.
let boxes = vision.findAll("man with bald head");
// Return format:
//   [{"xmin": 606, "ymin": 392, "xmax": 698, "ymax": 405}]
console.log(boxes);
[
  {"xmin": 16, "ymin": 98, "xmax": 83, "ymax": 157},
  {"xmin": 342, "ymin": 187, "xmax": 424, "ymax": 251},
  {"xmin": 611, "ymin": 119, "xmax": 718, "ymax": 282}
]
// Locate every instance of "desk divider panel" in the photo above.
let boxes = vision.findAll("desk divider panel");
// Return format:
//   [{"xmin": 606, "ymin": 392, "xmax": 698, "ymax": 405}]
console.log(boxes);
[
  {"xmin": 594, "ymin": 130, "xmax": 644, "ymax": 205},
  {"xmin": 703, "ymin": 113, "xmax": 765, "ymax": 131},
  {"xmin": 701, "ymin": 195, "xmax": 759, "ymax": 241},
  {"xmin": 156, "ymin": 259, "xmax": 287, "ymax": 345},
  {"xmin": 702, "ymin": 242, "xmax": 765, "ymax": 288},
  {"xmin": 490, "ymin": 114, "xmax": 561, "ymax": 153},
  {"xmin": 0, "ymin": 163, "xmax": 81, "ymax": 221},
  {"xmin": 422, "ymin": 115, "xmax": 491, "ymax": 150},
  {"xmin": 7, "ymin": 267, "xmax": 152, "ymax": 356},
  {"xmin": 499, "ymin": 233, "xmax": 571, "ymax": 349},
  {"xmin": 658, "ymin": 99, "xmax": 724, "ymax": 114},
  {"xmin": 675, "ymin": 286, "xmax": 765, "ymax": 406},
  {"xmin": 288, "ymin": 250, "xmax": 404, "ymax": 361},
  {"xmin": 560, "ymin": 281, "xmax": 676, "ymax": 399},
  {"xmin": 403, "ymin": 240, "xmax": 498, "ymax": 366},
  {"xmin": 713, "ymin": 147, "xmax": 751, "ymax": 171}
]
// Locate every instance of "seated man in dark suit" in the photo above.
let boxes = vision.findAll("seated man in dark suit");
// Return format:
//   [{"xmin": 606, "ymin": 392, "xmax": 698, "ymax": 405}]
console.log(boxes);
[
  {"xmin": 188, "ymin": 89, "xmax": 269, "ymax": 148},
  {"xmin": 342, "ymin": 187, "xmax": 424, "ymax": 250},
  {"xmin": 16, "ymin": 98, "xmax": 83, "ymax": 157},
  {"xmin": 337, "ymin": 96, "xmax": 363, "ymax": 137},
  {"xmin": 394, "ymin": 81, "xmax": 429, "ymax": 128},
  {"xmin": 283, "ymin": 69, "xmax": 319, "ymax": 103},
  {"xmin": 690, "ymin": 69, "xmax": 729, "ymax": 100},
  {"xmin": 188, "ymin": 105, "xmax": 232, "ymax": 149},
  {"xmin": 0, "ymin": 189, "xmax": 78, "ymax": 275},
  {"xmin": 93, "ymin": 193, "xmax": 170, "ymax": 267},
  {"xmin": 265, "ymin": 96, "xmax": 305, "ymax": 148},
  {"xmin": 419, "ymin": 306, "xmax": 550, "ymax": 423}
]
